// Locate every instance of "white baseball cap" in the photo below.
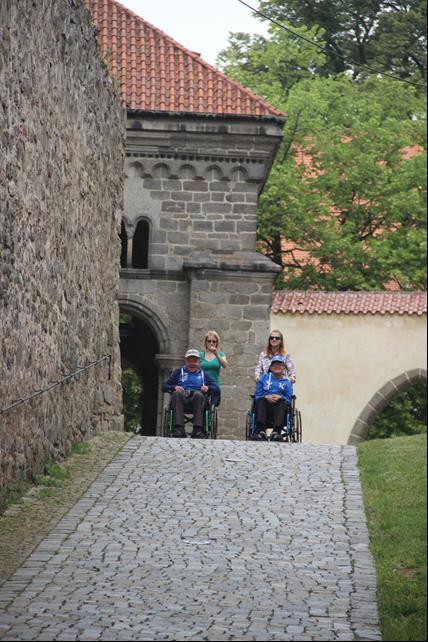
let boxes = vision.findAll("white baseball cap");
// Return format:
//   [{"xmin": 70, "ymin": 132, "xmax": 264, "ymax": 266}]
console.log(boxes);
[{"xmin": 185, "ymin": 349, "xmax": 200, "ymax": 359}]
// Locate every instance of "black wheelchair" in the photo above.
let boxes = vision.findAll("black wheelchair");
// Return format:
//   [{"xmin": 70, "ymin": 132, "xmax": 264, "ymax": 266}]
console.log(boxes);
[
  {"xmin": 245, "ymin": 395, "xmax": 302, "ymax": 443},
  {"xmin": 162, "ymin": 391, "xmax": 218, "ymax": 439}
]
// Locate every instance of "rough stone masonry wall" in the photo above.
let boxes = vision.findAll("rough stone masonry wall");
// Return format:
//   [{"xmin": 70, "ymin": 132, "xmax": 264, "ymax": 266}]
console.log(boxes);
[{"xmin": 0, "ymin": 0, "xmax": 124, "ymax": 495}]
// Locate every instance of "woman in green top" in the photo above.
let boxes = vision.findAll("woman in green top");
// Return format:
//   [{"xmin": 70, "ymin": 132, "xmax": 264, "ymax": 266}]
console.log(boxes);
[{"xmin": 199, "ymin": 330, "xmax": 228, "ymax": 407}]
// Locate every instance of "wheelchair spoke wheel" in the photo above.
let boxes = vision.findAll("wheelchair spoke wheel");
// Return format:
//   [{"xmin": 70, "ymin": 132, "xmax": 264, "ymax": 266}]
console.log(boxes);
[
  {"xmin": 293, "ymin": 409, "xmax": 302, "ymax": 443},
  {"xmin": 209, "ymin": 406, "xmax": 218, "ymax": 439},
  {"xmin": 245, "ymin": 411, "xmax": 253, "ymax": 440},
  {"xmin": 162, "ymin": 406, "xmax": 173, "ymax": 437}
]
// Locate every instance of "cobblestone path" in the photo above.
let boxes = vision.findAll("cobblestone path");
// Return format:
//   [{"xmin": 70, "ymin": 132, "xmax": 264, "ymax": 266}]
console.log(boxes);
[{"xmin": 0, "ymin": 438, "xmax": 381, "ymax": 641}]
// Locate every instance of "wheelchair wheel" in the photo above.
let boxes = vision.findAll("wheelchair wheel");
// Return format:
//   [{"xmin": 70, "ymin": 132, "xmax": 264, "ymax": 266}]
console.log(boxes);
[
  {"xmin": 162, "ymin": 406, "xmax": 173, "ymax": 437},
  {"xmin": 209, "ymin": 405, "xmax": 218, "ymax": 440},
  {"xmin": 294, "ymin": 409, "xmax": 302, "ymax": 443},
  {"xmin": 245, "ymin": 410, "xmax": 253, "ymax": 440},
  {"xmin": 289, "ymin": 407, "xmax": 302, "ymax": 443}
]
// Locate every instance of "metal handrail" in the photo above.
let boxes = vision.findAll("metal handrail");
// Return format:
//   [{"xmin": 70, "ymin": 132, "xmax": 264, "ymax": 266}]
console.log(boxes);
[{"xmin": 0, "ymin": 354, "xmax": 112, "ymax": 416}]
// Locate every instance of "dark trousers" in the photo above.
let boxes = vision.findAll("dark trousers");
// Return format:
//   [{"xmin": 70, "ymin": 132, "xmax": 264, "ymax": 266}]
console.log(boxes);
[
  {"xmin": 211, "ymin": 390, "xmax": 221, "ymax": 407},
  {"xmin": 256, "ymin": 398, "xmax": 288, "ymax": 431},
  {"xmin": 171, "ymin": 390, "xmax": 206, "ymax": 428}
]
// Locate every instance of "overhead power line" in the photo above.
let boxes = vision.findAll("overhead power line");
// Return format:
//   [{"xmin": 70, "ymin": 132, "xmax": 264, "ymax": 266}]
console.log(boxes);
[{"xmin": 236, "ymin": 0, "xmax": 427, "ymax": 89}]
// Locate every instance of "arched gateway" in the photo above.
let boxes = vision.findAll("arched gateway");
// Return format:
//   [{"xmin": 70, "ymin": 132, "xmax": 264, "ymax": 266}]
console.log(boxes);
[
  {"xmin": 118, "ymin": 297, "xmax": 171, "ymax": 435},
  {"xmin": 349, "ymin": 368, "xmax": 427, "ymax": 444}
]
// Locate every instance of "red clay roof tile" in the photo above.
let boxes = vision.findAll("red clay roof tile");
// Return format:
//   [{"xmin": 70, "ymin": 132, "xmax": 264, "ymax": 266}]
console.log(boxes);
[
  {"xmin": 271, "ymin": 291, "xmax": 427, "ymax": 315},
  {"xmin": 83, "ymin": 0, "xmax": 283, "ymax": 118}
]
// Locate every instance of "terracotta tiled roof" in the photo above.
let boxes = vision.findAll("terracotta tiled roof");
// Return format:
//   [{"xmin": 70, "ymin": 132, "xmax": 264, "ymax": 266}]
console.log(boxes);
[
  {"xmin": 83, "ymin": 0, "xmax": 283, "ymax": 118},
  {"xmin": 271, "ymin": 291, "xmax": 427, "ymax": 315}
]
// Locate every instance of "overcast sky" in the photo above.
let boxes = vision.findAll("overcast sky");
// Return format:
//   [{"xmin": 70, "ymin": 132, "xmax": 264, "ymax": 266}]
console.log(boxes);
[{"xmin": 117, "ymin": 0, "xmax": 268, "ymax": 66}]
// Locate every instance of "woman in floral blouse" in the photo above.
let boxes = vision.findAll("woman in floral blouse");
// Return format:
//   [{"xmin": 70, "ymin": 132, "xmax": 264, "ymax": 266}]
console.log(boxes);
[{"xmin": 255, "ymin": 329, "xmax": 296, "ymax": 383}]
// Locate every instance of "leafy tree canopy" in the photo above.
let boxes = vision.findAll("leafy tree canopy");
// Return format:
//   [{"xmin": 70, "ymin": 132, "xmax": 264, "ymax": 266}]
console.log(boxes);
[
  {"xmin": 218, "ymin": 9, "xmax": 427, "ymax": 290},
  {"xmin": 257, "ymin": 0, "xmax": 427, "ymax": 84}
]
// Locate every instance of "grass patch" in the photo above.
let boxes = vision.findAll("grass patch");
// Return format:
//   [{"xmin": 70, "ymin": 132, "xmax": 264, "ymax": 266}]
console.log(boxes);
[
  {"xmin": 34, "ymin": 462, "xmax": 71, "ymax": 487},
  {"xmin": 0, "ymin": 480, "xmax": 30, "ymax": 514},
  {"xmin": 71, "ymin": 441, "xmax": 91, "ymax": 455},
  {"xmin": 358, "ymin": 433, "xmax": 427, "ymax": 641}
]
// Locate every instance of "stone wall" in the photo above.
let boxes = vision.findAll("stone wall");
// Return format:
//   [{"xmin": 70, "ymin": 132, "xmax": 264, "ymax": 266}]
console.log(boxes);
[{"xmin": 0, "ymin": 0, "xmax": 124, "ymax": 494}]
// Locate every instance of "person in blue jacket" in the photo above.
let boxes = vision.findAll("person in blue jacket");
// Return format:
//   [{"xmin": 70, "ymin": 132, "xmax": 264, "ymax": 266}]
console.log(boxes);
[
  {"xmin": 254, "ymin": 355, "xmax": 293, "ymax": 441},
  {"xmin": 163, "ymin": 348, "xmax": 219, "ymax": 439}
]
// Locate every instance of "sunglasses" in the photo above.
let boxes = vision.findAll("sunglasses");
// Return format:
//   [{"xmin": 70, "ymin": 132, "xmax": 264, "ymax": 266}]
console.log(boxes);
[{"xmin": 270, "ymin": 336, "xmax": 281, "ymax": 341}]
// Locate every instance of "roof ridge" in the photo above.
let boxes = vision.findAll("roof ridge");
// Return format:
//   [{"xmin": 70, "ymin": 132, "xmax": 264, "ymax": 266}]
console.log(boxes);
[
  {"xmin": 274, "ymin": 290, "xmax": 427, "ymax": 294},
  {"xmin": 271, "ymin": 290, "xmax": 427, "ymax": 315}
]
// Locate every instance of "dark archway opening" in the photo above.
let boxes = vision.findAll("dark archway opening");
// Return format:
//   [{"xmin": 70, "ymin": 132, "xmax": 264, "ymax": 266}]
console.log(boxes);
[
  {"xmin": 120, "ymin": 312, "xmax": 159, "ymax": 435},
  {"xmin": 132, "ymin": 220, "xmax": 149, "ymax": 269},
  {"xmin": 120, "ymin": 221, "xmax": 127, "ymax": 268}
]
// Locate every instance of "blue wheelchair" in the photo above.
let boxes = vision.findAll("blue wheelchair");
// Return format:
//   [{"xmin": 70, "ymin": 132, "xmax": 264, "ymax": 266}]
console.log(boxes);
[{"xmin": 245, "ymin": 394, "xmax": 302, "ymax": 442}]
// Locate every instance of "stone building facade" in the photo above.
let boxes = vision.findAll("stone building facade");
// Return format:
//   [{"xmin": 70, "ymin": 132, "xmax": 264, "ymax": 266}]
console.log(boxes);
[
  {"xmin": 86, "ymin": 0, "xmax": 285, "ymax": 438},
  {"xmin": 0, "ymin": 0, "xmax": 124, "ymax": 494},
  {"xmin": 120, "ymin": 115, "xmax": 282, "ymax": 438}
]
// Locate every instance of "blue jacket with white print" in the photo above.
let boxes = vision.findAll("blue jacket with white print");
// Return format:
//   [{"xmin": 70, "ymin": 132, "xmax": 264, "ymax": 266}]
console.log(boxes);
[
  {"xmin": 255, "ymin": 372, "xmax": 292, "ymax": 403},
  {"xmin": 162, "ymin": 366, "xmax": 219, "ymax": 395}
]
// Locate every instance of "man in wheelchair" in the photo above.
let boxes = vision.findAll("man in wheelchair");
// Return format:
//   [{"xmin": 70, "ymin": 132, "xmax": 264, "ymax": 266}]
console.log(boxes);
[
  {"xmin": 162, "ymin": 349, "xmax": 219, "ymax": 438},
  {"xmin": 254, "ymin": 355, "xmax": 293, "ymax": 441}
]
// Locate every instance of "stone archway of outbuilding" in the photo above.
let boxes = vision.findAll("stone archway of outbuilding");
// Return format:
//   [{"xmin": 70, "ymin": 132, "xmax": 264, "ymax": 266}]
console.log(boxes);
[
  {"xmin": 118, "ymin": 296, "xmax": 171, "ymax": 355},
  {"xmin": 118, "ymin": 296, "xmax": 171, "ymax": 435},
  {"xmin": 348, "ymin": 368, "xmax": 427, "ymax": 445}
]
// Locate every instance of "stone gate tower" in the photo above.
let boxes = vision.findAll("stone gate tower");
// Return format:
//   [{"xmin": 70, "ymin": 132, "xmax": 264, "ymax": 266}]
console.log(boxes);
[{"xmin": 85, "ymin": 0, "xmax": 284, "ymax": 438}]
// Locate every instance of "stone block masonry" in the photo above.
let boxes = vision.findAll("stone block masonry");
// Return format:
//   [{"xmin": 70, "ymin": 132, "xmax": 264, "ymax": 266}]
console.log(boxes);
[{"xmin": 0, "ymin": 0, "xmax": 124, "ymax": 492}]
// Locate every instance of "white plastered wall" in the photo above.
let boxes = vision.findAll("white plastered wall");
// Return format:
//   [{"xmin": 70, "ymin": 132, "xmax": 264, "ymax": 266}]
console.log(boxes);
[{"xmin": 270, "ymin": 312, "xmax": 427, "ymax": 444}]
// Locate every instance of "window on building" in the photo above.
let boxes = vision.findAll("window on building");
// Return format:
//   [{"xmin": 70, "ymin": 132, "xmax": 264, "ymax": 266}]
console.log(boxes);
[
  {"xmin": 120, "ymin": 221, "xmax": 127, "ymax": 268},
  {"xmin": 132, "ymin": 220, "xmax": 149, "ymax": 269}
]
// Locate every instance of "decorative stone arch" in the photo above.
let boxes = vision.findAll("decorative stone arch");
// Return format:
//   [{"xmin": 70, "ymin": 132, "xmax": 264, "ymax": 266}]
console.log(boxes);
[
  {"xmin": 230, "ymin": 165, "xmax": 249, "ymax": 182},
  {"xmin": 152, "ymin": 162, "xmax": 170, "ymax": 178},
  {"xmin": 205, "ymin": 164, "xmax": 225, "ymax": 181},
  {"xmin": 348, "ymin": 368, "xmax": 427, "ymax": 445},
  {"xmin": 118, "ymin": 295, "xmax": 171, "ymax": 354},
  {"xmin": 178, "ymin": 163, "xmax": 198, "ymax": 179},
  {"xmin": 125, "ymin": 160, "xmax": 145, "ymax": 178},
  {"xmin": 118, "ymin": 296, "xmax": 172, "ymax": 435}
]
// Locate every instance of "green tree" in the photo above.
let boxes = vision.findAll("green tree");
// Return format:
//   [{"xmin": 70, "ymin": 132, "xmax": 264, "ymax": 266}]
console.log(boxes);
[
  {"xmin": 257, "ymin": 0, "xmax": 427, "ymax": 84},
  {"xmin": 260, "ymin": 76, "xmax": 426, "ymax": 289},
  {"xmin": 366, "ymin": 381, "xmax": 427, "ymax": 439},
  {"xmin": 121, "ymin": 367, "xmax": 142, "ymax": 432},
  {"xmin": 220, "ymin": 20, "xmax": 426, "ymax": 290},
  {"xmin": 217, "ymin": 23, "xmax": 327, "ymax": 98}
]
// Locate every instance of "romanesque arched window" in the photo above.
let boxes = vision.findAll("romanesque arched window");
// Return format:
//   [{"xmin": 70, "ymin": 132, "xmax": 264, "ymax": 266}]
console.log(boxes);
[
  {"xmin": 120, "ymin": 221, "xmax": 127, "ymax": 268},
  {"xmin": 132, "ymin": 219, "xmax": 149, "ymax": 269}
]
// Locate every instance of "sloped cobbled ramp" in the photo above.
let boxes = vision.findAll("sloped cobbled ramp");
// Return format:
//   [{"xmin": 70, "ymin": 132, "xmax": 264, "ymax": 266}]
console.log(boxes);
[{"xmin": 0, "ymin": 438, "xmax": 381, "ymax": 641}]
